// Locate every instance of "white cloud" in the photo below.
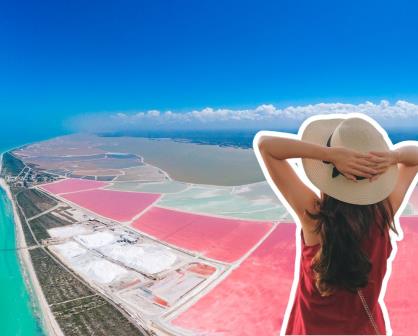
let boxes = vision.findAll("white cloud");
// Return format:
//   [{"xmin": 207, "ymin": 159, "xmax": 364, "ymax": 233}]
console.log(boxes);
[{"xmin": 67, "ymin": 100, "xmax": 418, "ymax": 133}]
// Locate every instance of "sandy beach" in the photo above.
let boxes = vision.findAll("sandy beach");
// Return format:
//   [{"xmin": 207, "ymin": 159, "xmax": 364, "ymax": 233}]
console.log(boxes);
[{"xmin": 0, "ymin": 177, "xmax": 64, "ymax": 336}]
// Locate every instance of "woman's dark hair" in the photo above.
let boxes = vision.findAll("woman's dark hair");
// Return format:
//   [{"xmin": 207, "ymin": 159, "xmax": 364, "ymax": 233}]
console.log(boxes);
[{"xmin": 305, "ymin": 193, "xmax": 398, "ymax": 297}]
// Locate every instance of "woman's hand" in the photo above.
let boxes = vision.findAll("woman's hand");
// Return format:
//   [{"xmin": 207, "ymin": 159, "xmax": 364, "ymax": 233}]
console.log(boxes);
[
  {"xmin": 367, "ymin": 150, "xmax": 399, "ymax": 175},
  {"xmin": 329, "ymin": 147, "xmax": 380, "ymax": 182}
]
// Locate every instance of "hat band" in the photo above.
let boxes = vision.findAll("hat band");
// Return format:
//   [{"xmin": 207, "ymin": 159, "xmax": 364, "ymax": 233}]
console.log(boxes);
[{"xmin": 321, "ymin": 131, "xmax": 366, "ymax": 181}]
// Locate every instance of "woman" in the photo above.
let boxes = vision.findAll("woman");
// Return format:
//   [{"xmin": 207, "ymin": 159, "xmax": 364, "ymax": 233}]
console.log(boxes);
[{"xmin": 254, "ymin": 113, "xmax": 418, "ymax": 335}]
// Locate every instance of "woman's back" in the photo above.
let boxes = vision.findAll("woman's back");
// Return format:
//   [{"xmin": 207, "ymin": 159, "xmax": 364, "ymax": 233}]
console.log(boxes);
[
  {"xmin": 255, "ymin": 115, "xmax": 418, "ymax": 334},
  {"xmin": 285, "ymin": 215, "xmax": 393, "ymax": 335}
]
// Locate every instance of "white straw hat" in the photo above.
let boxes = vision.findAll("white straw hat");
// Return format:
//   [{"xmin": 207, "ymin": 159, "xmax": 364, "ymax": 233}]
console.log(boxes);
[{"xmin": 299, "ymin": 113, "xmax": 399, "ymax": 205}]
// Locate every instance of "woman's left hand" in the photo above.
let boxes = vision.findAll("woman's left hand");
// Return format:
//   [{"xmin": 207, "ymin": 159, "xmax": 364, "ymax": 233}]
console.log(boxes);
[{"xmin": 329, "ymin": 146, "xmax": 380, "ymax": 182}]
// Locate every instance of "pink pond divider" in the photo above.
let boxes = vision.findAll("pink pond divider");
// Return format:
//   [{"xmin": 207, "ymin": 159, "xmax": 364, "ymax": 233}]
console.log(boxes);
[
  {"xmin": 131, "ymin": 206, "xmax": 273, "ymax": 263},
  {"xmin": 385, "ymin": 216, "xmax": 418, "ymax": 335},
  {"xmin": 170, "ymin": 223, "xmax": 296, "ymax": 336},
  {"xmin": 39, "ymin": 178, "xmax": 108, "ymax": 195},
  {"xmin": 61, "ymin": 189, "xmax": 161, "ymax": 222}
]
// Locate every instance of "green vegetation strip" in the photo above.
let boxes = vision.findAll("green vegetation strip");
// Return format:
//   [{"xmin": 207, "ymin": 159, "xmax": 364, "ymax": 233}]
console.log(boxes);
[
  {"xmin": 16, "ymin": 206, "xmax": 37, "ymax": 247},
  {"xmin": 16, "ymin": 189, "xmax": 57, "ymax": 218},
  {"xmin": 51, "ymin": 296, "xmax": 143, "ymax": 336},
  {"xmin": 1, "ymin": 152, "xmax": 25, "ymax": 176},
  {"xmin": 29, "ymin": 213, "xmax": 73, "ymax": 241}
]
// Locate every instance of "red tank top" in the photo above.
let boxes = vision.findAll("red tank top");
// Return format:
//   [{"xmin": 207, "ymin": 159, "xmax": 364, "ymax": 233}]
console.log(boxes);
[{"xmin": 285, "ymin": 219, "xmax": 393, "ymax": 335}]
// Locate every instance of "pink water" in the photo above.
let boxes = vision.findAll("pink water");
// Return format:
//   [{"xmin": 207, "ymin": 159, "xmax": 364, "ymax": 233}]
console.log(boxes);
[
  {"xmin": 39, "ymin": 178, "xmax": 108, "ymax": 194},
  {"xmin": 385, "ymin": 216, "xmax": 418, "ymax": 335},
  {"xmin": 170, "ymin": 217, "xmax": 418, "ymax": 336},
  {"xmin": 171, "ymin": 223, "xmax": 296, "ymax": 336},
  {"xmin": 61, "ymin": 189, "xmax": 160, "ymax": 222},
  {"xmin": 131, "ymin": 206, "xmax": 273, "ymax": 263}
]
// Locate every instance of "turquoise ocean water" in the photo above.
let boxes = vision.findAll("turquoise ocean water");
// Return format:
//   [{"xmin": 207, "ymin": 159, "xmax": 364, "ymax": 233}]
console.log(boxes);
[
  {"xmin": 0, "ymin": 187, "xmax": 43, "ymax": 335},
  {"xmin": 0, "ymin": 138, "xmax": 48, "ymax": 335}
]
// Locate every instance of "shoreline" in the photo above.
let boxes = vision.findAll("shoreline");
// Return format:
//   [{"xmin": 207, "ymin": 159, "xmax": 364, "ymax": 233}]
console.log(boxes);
[{"xmin": 0, "ymin": 176, "xmax": 64, "ymax": 336}]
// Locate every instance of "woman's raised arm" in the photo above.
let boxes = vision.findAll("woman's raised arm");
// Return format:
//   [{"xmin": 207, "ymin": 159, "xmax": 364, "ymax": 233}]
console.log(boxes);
[
  {"xmin": 257, "ymin": 134, "xmax": 380, "ymax": 182},
  {"xmin": 253, "ymin": 133, "xmax": 380, "ymax": 222},
  {"xmin": 377, "ymin": 141, "xmax": 418, "ymax": 214},
  {"xmin": 395, "ymin": 142, "xmax": 418, "ymax": 166}
]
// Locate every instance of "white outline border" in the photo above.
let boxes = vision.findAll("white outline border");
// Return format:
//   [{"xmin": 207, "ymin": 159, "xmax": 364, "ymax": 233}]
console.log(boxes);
[{"xmin": 252, "ymin": 112, "xmax": 418, "ymax": 336}]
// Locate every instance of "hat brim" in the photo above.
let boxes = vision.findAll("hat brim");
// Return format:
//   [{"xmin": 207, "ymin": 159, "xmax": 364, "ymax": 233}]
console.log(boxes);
[{"xmin": 300, "ymin": 118, "xmax": 399, "ymax": 205}]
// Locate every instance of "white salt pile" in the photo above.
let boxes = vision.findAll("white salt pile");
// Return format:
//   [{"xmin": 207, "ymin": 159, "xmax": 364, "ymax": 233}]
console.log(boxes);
[
  {"xmin": 74, "ymin": 257, "xmax": 130, "ymax": 284},
  {"xmin": 52, "ymin": 241, "xmax": 88, "ymax": 258},
  {"xmin": 75, "ymin": 231, "xmax": 117, "ymax": 248},
  {"xmin": 99, "ymin": 243, "xmax": 177, "ymax": 274},
  {"xmin": 50, "ymin": 241, "xmax": 132, "ymax": 284},
  {"xmin": 48, "ymin": 224, "xmax": 91, "ymax": 238}
]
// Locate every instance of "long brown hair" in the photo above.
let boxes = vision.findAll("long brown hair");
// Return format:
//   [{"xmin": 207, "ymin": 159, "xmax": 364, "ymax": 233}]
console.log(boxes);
[{"xmin": 305, "ymin": 193, "xmax": 398, "ymax": 297}]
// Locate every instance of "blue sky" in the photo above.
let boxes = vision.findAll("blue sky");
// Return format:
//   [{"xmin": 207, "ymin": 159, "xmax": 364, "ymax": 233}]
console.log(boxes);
[{"xmin": 2, "ymin": 0, "xmax": 418, "ymax": 137}]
